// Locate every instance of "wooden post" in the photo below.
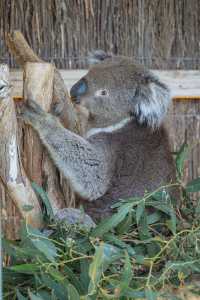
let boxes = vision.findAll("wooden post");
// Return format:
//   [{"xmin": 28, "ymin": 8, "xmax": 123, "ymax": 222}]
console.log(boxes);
[
  {"xmin": 6, "ymin": 31, "xmax": 78, "ymax": 215},
  {"xmin": 0, "ymin": 65, "xmax": 43, "ymax": 238},
  {"xmin": 6, "ymin": 31, "xmax": 80, "ymax": 133},
  {"xmin": 21, "ymin": 62, "xmax": 66, "ymax": 212}
]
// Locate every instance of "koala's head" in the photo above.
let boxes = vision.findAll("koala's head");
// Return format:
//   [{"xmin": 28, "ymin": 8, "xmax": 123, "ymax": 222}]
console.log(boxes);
[{"xmin": 70, "ymin": 51, "xmax": 170, "ymax": 133}]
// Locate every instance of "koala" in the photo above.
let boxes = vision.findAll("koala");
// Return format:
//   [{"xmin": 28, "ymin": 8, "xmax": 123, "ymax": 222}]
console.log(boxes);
[{"xmin": 21, "ymin": 53, "xmax": 176, "ymax": 222}]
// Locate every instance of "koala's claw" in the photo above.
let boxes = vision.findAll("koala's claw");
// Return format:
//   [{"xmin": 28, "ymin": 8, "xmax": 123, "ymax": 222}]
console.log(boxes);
[
  {"xmin": 51, "ymin": 101, "xmax": 64, "ymax": 116},
  {"xmin": 26, "ymin": 99, "xmax": 44, "ymax": 114},
  {"xmin": 17, "ymin": 100, "xmax": 45, "ymax": 127},
  {"xmin": 19, "ymin": 109, "xmax": 37, "ymax": 126}
]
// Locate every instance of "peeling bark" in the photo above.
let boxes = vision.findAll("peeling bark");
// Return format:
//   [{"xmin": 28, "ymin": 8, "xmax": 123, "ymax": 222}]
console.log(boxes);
[
  {"xmin": 6, "ymin": 31, "xmax": 80, "ymax": 132},
  {"xmin": 22, "ymin": 62, "xmax": 65, "ymax": 212},
  {"xmin": 0, "ymin": 65, "xmax": 43, "ymax": 238}
]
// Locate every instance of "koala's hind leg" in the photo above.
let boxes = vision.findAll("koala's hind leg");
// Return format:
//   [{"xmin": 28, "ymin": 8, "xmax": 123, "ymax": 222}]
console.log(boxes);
[{"xmin": 20, "ymin": 100, "xmax": 111, "ymax": 201}]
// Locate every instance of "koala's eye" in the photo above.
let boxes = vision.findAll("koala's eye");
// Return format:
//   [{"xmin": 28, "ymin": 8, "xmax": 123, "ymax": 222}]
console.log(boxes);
[
  {"xmin": 70, "ymin": 78, "xmax": 88, "ymax": 99},
  {"xmin": 95, "ymin": 89, "xmax": 109, "ymax": 97}
]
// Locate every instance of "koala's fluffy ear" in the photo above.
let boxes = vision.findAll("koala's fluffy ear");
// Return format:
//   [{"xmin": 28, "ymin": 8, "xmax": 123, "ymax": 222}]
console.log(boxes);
[
  {"xmin": 134, "ymin": 75, "xmax": 170, "ymax": 129},
  {"xmin": 88, "ymin": 50, "xmax": 112, "ymax": 65}
]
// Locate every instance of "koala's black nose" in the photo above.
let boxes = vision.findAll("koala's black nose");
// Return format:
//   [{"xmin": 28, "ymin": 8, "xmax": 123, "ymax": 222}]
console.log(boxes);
[{"xmin": 70, "ymin": 78, "xmax": 88, "ymax": 103}]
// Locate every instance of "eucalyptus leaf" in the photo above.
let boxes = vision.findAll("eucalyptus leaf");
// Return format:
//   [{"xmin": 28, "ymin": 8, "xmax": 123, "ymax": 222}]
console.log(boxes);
[
  {"xmin": 175, "ymin": 143, "xmax": 189, "ymax": 179},
  {"xmin": 67, "ymin": 283, "xmax": 80, "ymax": 300},
  {"xmin": 91, "ymin": 202, "xmax": 132, "ymax": 237},
  {"xmin": 138, "ymin": 211, "xmax": 151, "ymax": 240},
  {"xmin": 88, "ymin": 243, "xmax": 104, "ymax": 295},
  {"xmin": 32, "ymin": 182, "xmax": 55, "ymax": 220},
  {"xmin": 136, "ymin": 200, "xmax": 145, "ymax": 224},
  {"xmin": 88, "ymin": 242, "xmax": 122, "ymax": 295},
  {"xmin": 40, "ymin": 274, "xmax": 68, "ymax": 300},
  {"xmin": 186, "ymin": 177, "xmax": 200, "ymax": 193},
  {"xmin": 63, "ymin": 266, "xmax": 85, "ymax": 294},
  {"xmin": 9, "ymin": 263, "xmax": 39, "ymax": 274},
  {"xmin": 16, "ymin": 290, "xmax": 28, "ymax": 300},
  {"xmin": 145, "ymin": 289, "xmax": 158, "ymax": 300},
  {"xmin": 30, "ymin": 238, "xmax": 58, "ymax": 262},
  {"xmin": 28, "ymin": 291, "xmax": 45, "ymax": 300},
  {"xmin": 80, "ymin": 260, "xmax": 90, "ymax": 293},
  {"xmin": 117, "ymin": 252, "xmax": 132, "ymax": 296}
]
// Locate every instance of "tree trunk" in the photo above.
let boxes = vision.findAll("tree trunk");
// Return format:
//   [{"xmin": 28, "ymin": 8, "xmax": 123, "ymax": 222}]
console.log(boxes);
[
  {"xmin": 0, "ymin": 65, "xmax": 43, "ymax": 239},
  {"xmin": 1, "ymin": 31, "xmax": 83, "ymax": 238},
  {"xmin": 21, "ymin": 62, "xmax": 66, "ymax": 212},
  {"xmin": 6, "ymin": 31, "xmax": 80, "ymax": 132},
  {"xmin": 6, "ymin": 30, "xmax": 80, "ymax": 214}
]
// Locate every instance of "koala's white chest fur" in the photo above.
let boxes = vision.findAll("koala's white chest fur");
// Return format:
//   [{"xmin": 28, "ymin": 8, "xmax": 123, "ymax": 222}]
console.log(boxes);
[{"xmin": 85, "ymin": 117, "xmax": 132, "ymax": 138}]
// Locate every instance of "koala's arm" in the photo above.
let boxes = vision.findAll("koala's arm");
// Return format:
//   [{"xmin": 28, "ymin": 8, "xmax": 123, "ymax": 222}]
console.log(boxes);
[{"xmin": 21, "ymin": 100, "xmax": 111, "ymax": 201}]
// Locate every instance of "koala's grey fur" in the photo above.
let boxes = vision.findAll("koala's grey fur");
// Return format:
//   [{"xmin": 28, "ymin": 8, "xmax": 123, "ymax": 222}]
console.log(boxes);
[{"xmin": 21, "ymin": 53, "xmax": 176, "ymax": 221}]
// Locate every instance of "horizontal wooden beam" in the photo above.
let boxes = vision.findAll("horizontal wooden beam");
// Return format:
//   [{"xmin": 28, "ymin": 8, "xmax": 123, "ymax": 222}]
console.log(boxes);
[{"xmin": 10, "ymin": 69, "xmax": 200, "ymax": 100}]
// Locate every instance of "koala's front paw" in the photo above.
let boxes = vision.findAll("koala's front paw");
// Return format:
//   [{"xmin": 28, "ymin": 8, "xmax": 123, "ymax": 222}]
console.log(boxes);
[
  {"xmin": 55, "ymin": 208, "xmax": 96, "ymax": 229},
  {"xmin": 26, "ymin": 99, "xmax": 45, "ymax": 114},
  {"xmin": 18, "ymin": 99, "xmax": 45, "ymax": 128},
  {"xmin": 51, "ymin": 101, "xmax": 65, "ymax": 116}
]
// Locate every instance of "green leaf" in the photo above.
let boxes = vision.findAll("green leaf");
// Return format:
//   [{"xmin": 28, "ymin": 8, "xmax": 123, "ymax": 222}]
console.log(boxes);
[
  {"xmin": 104, "ymin": 233, "xmax": 135, "ymax": 256},
  {"xmin": 146, "ymin": 242, "xmax": 160, "ymax": 257},
  {"xmin": 40, "ymin": 273, "xmax": 68, "ymax": 299},
  {"xmin": 164, "ymin": 260, "xmax": 200, "ymax": 273},
  {"xmin": 145, "ymin": 289, "xmax": 158, "ymax": 300},
  {"xmin": 136, "ymin": 200, "xmax": 145, "ymax": 224},
  {"xmin": 3, "ymin": 268, "xmax": 31, "ymax": 287},
  {"xmin": 30, "ymin": 238, "xmax": 58, "ymax": 262},
  {"xmin": 175, "ymin": 143, "xmax": 189, "ymax": 179},
  {"xmin": 32, "ymin": 182, "xmax": 54, "ymax": 220},
  {"xmin": 67, "ymin": 283, "xmax": 80, "ymax": 300},
  {"xmin": 124, "ymin": 288, "xmax": 145, "ymax": 298},
  {"xmin": 24, "ymin": 225, "xmax": 58, "ymax": 262},
  {"xmin": 116, "ymin": 211, "xmax": 133, "ymax": 234},
  {"xmin": 117, "ymin": 252, "xmax": 132, "ymax": 296},
  {"xmin": 148, "ymin": 200, "xmax": 176, "ymax": 234},
  {"xmin": 88, "ymin": 243, "xmax": 122, "ymax": 295},
  {"xmin": 34, "ymin": 291, "xmax": 52, "ymax": 300},
  {"xmin": 138, "ymin": 211, "xmax": 151, "ymax": 240},
  {"xmin": 2, "ymin": 239, "xmax": 19, "ymax": 258},
  {"xmin": 122, "ymin": 252, "xmax": 132, "ymax": 284},
  {"xmin": 91, "ymin": 203, "xmax": 132, "ymax": 237},
  {"xmin": 147, "ymin": 212, "xmax": 162, "ymax": 225},
  {"xmin": 28, "ymin": 291, "xmax": 45, "ymax": 300},
  {"xmin": 186, "ymin": 177, "xmax": 200, "ymax": 193},
  {"xmin": 16, "ymin": 290, "xmax": 28, "ymax": 300},
  {"xmin": 2, "ymin": 238, "xmax": 37, "ymax": 260},
  {"xmin": 169, "ymin": 208, "xmax": 177, "ymax": 235},
  {"xmin": 80, "ymin": 260, "xmax": 90, "ymax": 293},
  {"xmin": 107, "ymin": 279, "xmax": 145, "ymax": 298},
  {"xmin": 147, "ymin": 201, "xmax": 173, "ymax": 215},
  {"xmin": 135, "ymin": 255, "xmax": 145, "ymax": 264},
  {"xmin": 88, "ymin": 243, "xmax": 104, "ymax": 295},
  {"xmin": 48, "ymin": 267, "xmax": 65, "ymax": 281},
  {"xmin": 63, "ymin": 266, "xmax": 85, "ymax": 294},
  {"xmin": 9, "ymin": 263, "xmax": 39, "ymax": 274}
]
